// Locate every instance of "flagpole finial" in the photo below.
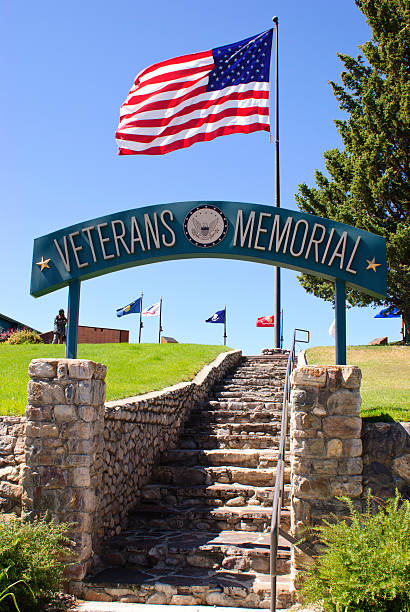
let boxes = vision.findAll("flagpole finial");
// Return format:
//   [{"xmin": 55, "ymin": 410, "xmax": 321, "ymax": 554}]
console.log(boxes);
[{"xmin": 272, "ymin": 16, "xmax": 278, "ymax": 24}]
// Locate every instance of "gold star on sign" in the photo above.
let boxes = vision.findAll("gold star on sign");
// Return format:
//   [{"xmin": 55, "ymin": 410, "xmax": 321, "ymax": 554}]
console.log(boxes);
[
  {"xmin": 36, "ymin": 256, "xmax": 51, "ymax": 271},
  {"xmin": 366, "ymin": 257, "xmax": 381, "ymax": 272}
]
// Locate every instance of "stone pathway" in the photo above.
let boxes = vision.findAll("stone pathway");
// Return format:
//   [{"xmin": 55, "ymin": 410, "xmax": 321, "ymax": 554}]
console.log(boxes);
[{"xmin": 85, "ymin": 354, "xmax": 293, "ymax": 608}]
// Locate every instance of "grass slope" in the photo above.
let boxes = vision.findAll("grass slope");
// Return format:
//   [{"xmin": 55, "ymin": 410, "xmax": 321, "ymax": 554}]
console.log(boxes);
[
  {"xmin": 306, "ymin": 345, "xmax": 410, "ymax": 421},
  {"xmin": 0, "ymin": 343, "xmax": 231, "ymax": 416}
]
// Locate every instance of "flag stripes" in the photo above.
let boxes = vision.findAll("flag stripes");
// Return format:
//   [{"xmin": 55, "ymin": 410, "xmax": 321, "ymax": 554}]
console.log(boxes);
[
  {"xmin": 118, "ymin": 123, "xmax": 267, "ymax": 156},
  {"xmin": 121, "ymin": 87, "xmax": 269, "ymax": 128}
]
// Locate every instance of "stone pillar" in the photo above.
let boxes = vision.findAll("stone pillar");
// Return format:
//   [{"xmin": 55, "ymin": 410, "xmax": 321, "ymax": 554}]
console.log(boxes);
[
  {"xmin": 289, "ymin": 365, "xmax": 362, "ymax": 583},
  {"xmin": 22, "ymin": 358, "xmax": 106, "ymax": 591}
]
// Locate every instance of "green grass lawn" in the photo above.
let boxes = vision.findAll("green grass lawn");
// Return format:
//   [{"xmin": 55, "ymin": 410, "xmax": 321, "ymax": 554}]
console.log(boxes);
[
  {"xmin": 0, "ymin": 343, "xmax": 232, "ymax": 416},
  {"xmin": 306, "ymin": 345, "xmax": 410, "ymax": 422}
]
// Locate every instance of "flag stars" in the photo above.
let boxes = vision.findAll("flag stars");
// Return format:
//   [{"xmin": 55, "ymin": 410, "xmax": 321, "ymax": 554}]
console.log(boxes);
[{"xmin": 209, "ymin": 32, "xmax": 271, "ymax": 90}]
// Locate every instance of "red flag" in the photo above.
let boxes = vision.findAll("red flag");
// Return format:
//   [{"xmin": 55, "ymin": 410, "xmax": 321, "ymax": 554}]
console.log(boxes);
[{"xmin": 256, "ymin": 315, "xmax": 274, "ymax": 327}]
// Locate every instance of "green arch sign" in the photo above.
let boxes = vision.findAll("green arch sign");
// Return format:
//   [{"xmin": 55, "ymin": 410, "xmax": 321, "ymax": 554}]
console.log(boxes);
[
  {"xmin": 31, "ymin": 201, "xmax": 386, "ymax": 361},
  {"xmin": 31, "ymin": 200, "xmax": 386, "ymax": 297}
]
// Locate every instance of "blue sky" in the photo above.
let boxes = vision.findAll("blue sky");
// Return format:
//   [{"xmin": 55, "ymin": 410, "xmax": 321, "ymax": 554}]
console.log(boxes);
[{"xmin": 0, "ymin": 0, "xmax": 401, "ymax": 354}]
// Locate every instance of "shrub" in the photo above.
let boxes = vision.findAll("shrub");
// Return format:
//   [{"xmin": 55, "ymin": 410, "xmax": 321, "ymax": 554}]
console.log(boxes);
[
  {"xmin": 0, "ymin": 330, "xmax": 16, "ymax": 343},
  {"xmin": 299, "ymin": 491, "xmax": 410, "ymax": 611},
  {"xmin": 5, "ymin": 329, "xmax": 43, "ymax": 345},
  {"xmin": 0, "ymin": 515, "xmax": 73, "ymax": 611},
  {"xmin": 0, "ymin": 567, "xmax": 35, "ymax": 612}
]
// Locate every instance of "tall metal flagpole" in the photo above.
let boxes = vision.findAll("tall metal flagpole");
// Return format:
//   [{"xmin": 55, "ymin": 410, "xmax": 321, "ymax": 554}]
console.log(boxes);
[
  {"xmin": 271, "ymin": 21, "xmax": 281, "ymax": 612},
  {"xmin": 138, "ymin": 291, "xmax": 143, "ymax": 343},
  {"xmin": 280, "ymin": 309, "xmax": 284, "ymax": 349},
  {"xmin": 158, "ymin": 297, "xmax": 163, "ymax": 344},
  {"xmin": 223, "ymin": 305, "xmax": 227, "ymax": 346},
  {"xmin": 273, "ymin": 16, "xmax": 281, "ymax": 349}
]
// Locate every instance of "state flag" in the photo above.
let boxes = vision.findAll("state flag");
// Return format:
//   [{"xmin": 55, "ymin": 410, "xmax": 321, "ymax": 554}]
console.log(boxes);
[
  {"xmin": 116, "ymin": 29, "xmax": 273, "ymax": 156},
  {"xmin": 143, "ymin": 302, "xmax": 161, "ymax": 317},
  {"xmin": 116, "ymin": 297, "xmax": 142, "ymax": 317},
  {"xmin": 256, "ymin": 315, "xmax": 274, "ymax": 327},
  {"xmin": 374, "ymin": 306, "xmax": 401, "ymax": 318},
  {"xmin": 206, "ymin": 309, "xmax": 226, "ymax": 324}
]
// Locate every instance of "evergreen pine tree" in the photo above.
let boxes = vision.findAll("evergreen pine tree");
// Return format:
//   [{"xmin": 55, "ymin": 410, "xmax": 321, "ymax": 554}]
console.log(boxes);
[{"xmin": 296, "ymin": 0, "xmax": 410, "ymax": 340}]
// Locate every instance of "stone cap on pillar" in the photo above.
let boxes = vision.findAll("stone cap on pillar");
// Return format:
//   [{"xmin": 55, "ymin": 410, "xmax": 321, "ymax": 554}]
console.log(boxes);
[
  {"xmin": 28, "ymin": 358, "xmax": 107, "ymax": 381},
  {"xmin": 291, "ymin": 365, "xmax": 361, "ymax": 390}
]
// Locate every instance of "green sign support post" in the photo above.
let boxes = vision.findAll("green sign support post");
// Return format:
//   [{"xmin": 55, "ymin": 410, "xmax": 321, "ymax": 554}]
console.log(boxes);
[
  {"xmin": 335, "ymin": 279, "xmax": 347, "ymax": 365},
  {"xmin": 66, "ymin": 279, "xmax": 81, "ymax": 359},
  {"xmin": 30, "ymin": 200, "xmax": 387, "ymax": 363}
]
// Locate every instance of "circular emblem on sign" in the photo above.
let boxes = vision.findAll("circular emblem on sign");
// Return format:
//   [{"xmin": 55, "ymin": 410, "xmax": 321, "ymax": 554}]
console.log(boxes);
[{"xmin": 183, "ymin": 205, "xmax": 228, "ymax": 248}]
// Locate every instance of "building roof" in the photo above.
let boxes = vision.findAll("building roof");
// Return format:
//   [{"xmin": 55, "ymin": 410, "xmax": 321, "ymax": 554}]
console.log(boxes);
[{"xmin": 0, "ymin": 313, "xmax": 40, "ymax": 333}]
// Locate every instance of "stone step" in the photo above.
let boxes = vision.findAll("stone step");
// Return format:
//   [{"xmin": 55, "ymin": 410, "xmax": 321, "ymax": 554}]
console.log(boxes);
[
  {"xmin": 219, "ymin": 370, "xmax": 286, "ymax": 377},
  {"xmin": 199, "ymin": 399, "xmax": 283, "ymax": 410},
  {"xmin": 151, "ymin": 464, "xmax": 290, "ymax": 487},
  {"xmin": 222, "ymin": 377, "xmax": 285, "ymax": 385},
  {"xmin": 183, "ymin": 421, "xmax": 282, "ymax": 435},
  {"xmin": 226, "ymin": 364, "xmax": 286, "ymax": 379},
  {"xmin": 214, "ymin": 385, "xmax": 284, "ymax": 394},
  {"xmin": 214, "ymin": 391, "xmax": 283, "ymax": 400},
  {"xmin": 188, "ymin": 410, "xmax": 283, "ymax": 424},
  {"xmin": 140, "ymin": 482, "xmax": 291, "ymax": 507},
  {"xmin": 216, "ymin": 381, "xmax": 284, "ymax": 389},
  {"xmin": 160, "ymin": 449, "xmax": 280, "ymax": 469},
  {"xmin": 84, "ymin": 567, "xmax": 294, "ymax": 608},
  {"xmin": 236, "ymin": 360, "xmax": 288, "ymax": 364},
  {"xmin": 238, "ymin": 366, "xmax": 286, "ymax": 370},
  {"xmin": 211, "ymin": 397, "xmax": 283, "ymax": 406},
  {"xmin": 224, "ymin": 368, "xmax": 287, "ymax": 376},
  {"xmin": 101, "ymin": 529, "xmax": 291, "ymax": 576},
  {"xmin": 179, "ymin": 433, "xmax": 282, "ymax": 449},
  {"xmin": 215, "ymin": 385, "xmax": 284, "ymax": 393},
  {"xmin": 128, "ymin": 504, "xmax": 291, "ymax": 534},
  {"xmin": 238, "ymin": 354, "xmax": 287, "ymax": 358}
]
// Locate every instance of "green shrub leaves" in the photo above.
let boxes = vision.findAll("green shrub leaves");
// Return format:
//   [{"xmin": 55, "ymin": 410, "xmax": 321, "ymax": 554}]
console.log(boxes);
[
  {"xmin": 5, "ymin": 330, "xmax": 43, "ymax": 345},
  {"xmin": 300, "ymin": 492, "xmax": 410, "ymax": 611},
  {"xmin": 0, "ymin": 516, "xmax": 73, "ymax": 611}
]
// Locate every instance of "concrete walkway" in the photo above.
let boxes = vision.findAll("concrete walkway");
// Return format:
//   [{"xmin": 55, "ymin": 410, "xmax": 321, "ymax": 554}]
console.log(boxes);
[{"xmin": 74, "ymin": 603, "xmax": 289, "ymax": 612}]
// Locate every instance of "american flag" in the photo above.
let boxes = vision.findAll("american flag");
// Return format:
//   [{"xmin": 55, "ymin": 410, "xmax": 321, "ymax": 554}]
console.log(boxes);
[{"xmin": 116, "ymin": 29, "xmax": 273, "ymax": 156}]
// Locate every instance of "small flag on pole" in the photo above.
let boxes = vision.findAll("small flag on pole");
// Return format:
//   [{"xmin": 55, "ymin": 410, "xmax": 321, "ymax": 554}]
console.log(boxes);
[
  {"xmin": 143, "ymin": 302, "xmax": 161, "ymax": 317},
  {"xmin": 374, "ymin": 306, "xmax": 401, "ymax": 318},
  {"xmin": 116, "ymin": 297, "xmax": 142, "ymax": 317},
  {"xmin": 206, "ymin": 309, "xmax": 226, "ymax": 324},
  {"xmin": 329, "ymin": 319, "xmax": 336, "ymax": 338},
  {"xmin": 116, "ymin": 29, "xmax": 273, "ymax": 156},
  {"xmin": 256, "ymin": 315, "xmax": 274, "ymax": 327},
  {"xmin": 206, "ymin": 307, "xmax": 227, "ymax": 346}
]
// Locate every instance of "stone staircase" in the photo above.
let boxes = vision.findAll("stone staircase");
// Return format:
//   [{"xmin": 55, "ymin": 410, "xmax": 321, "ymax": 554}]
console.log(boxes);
[{"xmin": 85, "ymin": 353, "xmax": 293, "ymax": 608}]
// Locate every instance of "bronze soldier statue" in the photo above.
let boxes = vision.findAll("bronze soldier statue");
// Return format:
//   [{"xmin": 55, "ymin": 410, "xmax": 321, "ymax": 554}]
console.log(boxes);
[{"xmin": 52, "ymin": 309, "xmax": 67, "ymax": 344}]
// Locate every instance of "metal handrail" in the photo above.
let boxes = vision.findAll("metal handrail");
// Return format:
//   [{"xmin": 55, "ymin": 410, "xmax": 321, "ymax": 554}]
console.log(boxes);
[{"xmin": 270, "ymin": 329, "xmax": 310, "ymax": 612}]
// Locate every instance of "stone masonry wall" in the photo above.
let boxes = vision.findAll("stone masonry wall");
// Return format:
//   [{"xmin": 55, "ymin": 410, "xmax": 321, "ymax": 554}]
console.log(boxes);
[
  {"xmin": 20, "ymin": 349, "xmax": 241, "ymax": 592},
  {"xmin": 23, "ymin": 358, "xmax": 107, "ymax": 591},
  {"xmin": 101, "ymin": 349, "xmax": 242, "ymax": 540},
  {"xmin": 362, "ymin": 421, "xmax": 410, "ymax": 499},
  {"xmin": 289, "ymin": 365, "xmax": 363, "ymax": 582},
  {"xmin": 0, "ymin": 417, "xmax": 26, "ymax": 514}
]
